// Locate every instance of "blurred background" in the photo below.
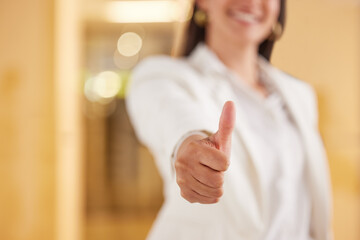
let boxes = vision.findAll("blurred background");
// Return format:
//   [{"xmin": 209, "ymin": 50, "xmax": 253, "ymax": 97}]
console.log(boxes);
[{"xmin": 0, "ymin": 0, "xmax": 359, "ymax": 239}]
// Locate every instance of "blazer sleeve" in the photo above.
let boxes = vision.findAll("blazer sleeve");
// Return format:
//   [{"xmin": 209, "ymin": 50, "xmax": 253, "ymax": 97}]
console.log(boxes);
[{"xmin": 125, "ymin": 56, "xmax": 217, "ymax": 183}]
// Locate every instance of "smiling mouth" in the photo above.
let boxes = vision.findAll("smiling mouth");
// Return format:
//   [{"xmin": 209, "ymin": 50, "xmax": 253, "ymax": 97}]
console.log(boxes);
[{"xmin": 229, "ymin": 10, "xmax": 259, "ymax": 24}]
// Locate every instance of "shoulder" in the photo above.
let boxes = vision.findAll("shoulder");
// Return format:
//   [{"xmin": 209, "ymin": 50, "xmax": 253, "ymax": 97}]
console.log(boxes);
[
  {"xmin": 259, "ymin": 56, "xmax": 315, "ymax": 100},
  {"xmin": 265, "ymin": 61, "xmax": 316, "ymax": 101},
  {"xmin": 131, "ymin": 55, "xmax": 196, "ymax": 81},
  {"xmin": 273, "ymin": 68, "xmax": 319, "ymax": 125},
  {"xmin": 128, "ymin": 54, "xmax": 207, "ymax": 97},
  {"xmin": 280, "ymin": 70, "xmax": 315, "ymax": 97}
]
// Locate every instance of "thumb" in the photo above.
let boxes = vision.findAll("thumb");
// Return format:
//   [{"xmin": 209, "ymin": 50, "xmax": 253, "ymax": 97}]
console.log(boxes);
[{"xmin": 210, "ymin": 101, "xmax": 236, "ymax": 155}]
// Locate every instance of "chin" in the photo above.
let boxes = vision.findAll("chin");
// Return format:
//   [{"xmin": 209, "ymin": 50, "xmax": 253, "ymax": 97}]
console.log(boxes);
[{"xmin": 230, "ymin": 35, "xmax": 264, "ymax": 46}]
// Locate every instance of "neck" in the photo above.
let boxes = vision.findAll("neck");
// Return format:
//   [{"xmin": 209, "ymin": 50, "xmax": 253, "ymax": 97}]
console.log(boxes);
[{"xmin": 206, "ymin": 35, "xmax": 259, "ymax": 86}]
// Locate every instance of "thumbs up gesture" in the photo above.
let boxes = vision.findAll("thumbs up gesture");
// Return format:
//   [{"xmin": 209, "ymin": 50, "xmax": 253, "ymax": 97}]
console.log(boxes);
[{"xmin": 175, "ymin": 101, "xmax": 236, "ymax": 204}]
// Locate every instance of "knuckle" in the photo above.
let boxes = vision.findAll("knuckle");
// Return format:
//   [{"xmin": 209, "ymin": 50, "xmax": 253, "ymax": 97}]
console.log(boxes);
[
  {"xmin": 176, "ymin": 177, "xmax": 185, "ymax": 187},
  {"xmin": 204, "ymin": 198, "xmax": 219, "ymax": 204},
  {"xmin": 223, "ymin": 158, "xmax": 230, "ymax": 170},
  {"xmin": 201, "ymin": 199, "xmax": 211, "ymax": 204},
  {"xmin": 176, "ymin": 155, "xmax": 185, "ymax": 165},
  {"xmin": 187, "ymin": 196, "xmax": 196, "ymax": 203},
  {"xmin": 180, "ymin": 190, "xmax": 188, "ymax": 199},
  {"xmin": 211, "ymin": 172, "xmax": 224, "ymax": 188},
  {"xmin": 187, "ymin": 140, "xmax": 198, "ymax": 149},
  {"xmin": 175, "ymin": 158, "xmax": 188, "ymax": 172},
  {"xmin": 174, "ymin": 159, "xmax": 181, "ymax": 171},
  {"xmin": 181, "ymin": 190, "xmax": 195, "ymax": 203},
  {"xmin": 201, "ymin": 138, "xmax": 217, "ymax": 148},
  {"xmin": 212, "ymin": 198, "xmax": 220, "ymax": 203},
  {"xmin": 213, "ymin": 188, "xmax": 223, "ymax": 198},
  {"xmin": 218, "ymin": 155, "xmax": 230, "ymax": 171}
]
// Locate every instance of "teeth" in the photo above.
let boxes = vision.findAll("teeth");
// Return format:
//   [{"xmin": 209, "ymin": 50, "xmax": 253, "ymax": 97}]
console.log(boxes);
[{"xmin": 231, "ymin": 11, "xmax": 257, "ymax": 23}]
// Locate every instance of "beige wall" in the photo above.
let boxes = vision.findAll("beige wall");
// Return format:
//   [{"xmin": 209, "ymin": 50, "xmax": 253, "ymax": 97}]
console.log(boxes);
[
  {"xmin": 273, "ymin": 1, "xmax": 360, "ymax": 239},
  {"xmin": 1, "ymin": 0, "xmax": 359, "ymax": 239},
  {"xmin": 0, "ymin": 0, "xmax": 55, "ymax": 239}
]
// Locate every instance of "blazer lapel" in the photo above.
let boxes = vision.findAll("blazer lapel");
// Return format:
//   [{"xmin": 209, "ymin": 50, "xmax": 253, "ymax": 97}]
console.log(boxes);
[{"xmin": 211, "ymin": 74, "xmax": 267, "ymax": 228}]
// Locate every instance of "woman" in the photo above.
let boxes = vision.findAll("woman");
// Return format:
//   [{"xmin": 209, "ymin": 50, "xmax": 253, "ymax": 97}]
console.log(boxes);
[{"xmin": 126, "ymin": 0, "xmax": 333, "ymax": 239}]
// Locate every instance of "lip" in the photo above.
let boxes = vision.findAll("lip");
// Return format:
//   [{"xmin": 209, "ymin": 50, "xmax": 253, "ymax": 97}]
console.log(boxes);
[{"xmin": 228, "ymin": 9, "xmax": 260, "ymax": 26}]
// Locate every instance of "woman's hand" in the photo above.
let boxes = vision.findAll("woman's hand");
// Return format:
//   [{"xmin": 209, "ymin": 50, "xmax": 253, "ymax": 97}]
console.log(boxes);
[{"xmin": 175, "ymin": 101, "xmax": 236, "ymax": 204}]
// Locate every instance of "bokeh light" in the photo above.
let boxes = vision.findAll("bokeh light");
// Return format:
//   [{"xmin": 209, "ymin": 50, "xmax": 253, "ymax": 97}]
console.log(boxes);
[
  {"xmin": 84, "ymin": 71, "xmax": 122, "ymax": 104},
  {"xmin": 113, "ymin": 49, "xmax": 139, "ymax": 70},
  {"xmin": 117, "ymin": 32, "xmax": 143, "ymax": 57}
]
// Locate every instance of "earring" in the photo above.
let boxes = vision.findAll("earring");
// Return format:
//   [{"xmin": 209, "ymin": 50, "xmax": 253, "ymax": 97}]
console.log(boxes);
[
  {"xmin": 268, "ymin": 22, "xmax": 283, "ymax": 41},
  {"xmin": 194, "ymin": 9, "xmax": 208, "ymax": 27}
]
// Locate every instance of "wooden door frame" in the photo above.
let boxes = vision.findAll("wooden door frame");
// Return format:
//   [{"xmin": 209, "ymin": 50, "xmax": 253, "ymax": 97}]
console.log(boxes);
[{"xmin": 54, "ymin": 0, "xmax": 84, "ymax": 239}]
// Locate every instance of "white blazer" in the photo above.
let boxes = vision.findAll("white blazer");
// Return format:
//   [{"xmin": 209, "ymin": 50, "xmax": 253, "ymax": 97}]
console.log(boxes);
[{"xmin": 126, "ymin": 42, "xmax": 333, "ymax": 240}]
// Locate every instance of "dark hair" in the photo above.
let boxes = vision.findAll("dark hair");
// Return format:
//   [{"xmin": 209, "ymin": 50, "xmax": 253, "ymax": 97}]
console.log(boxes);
[{"xmin": 182, "ymin": 0, "xmax": 286, "ymax": 61}]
